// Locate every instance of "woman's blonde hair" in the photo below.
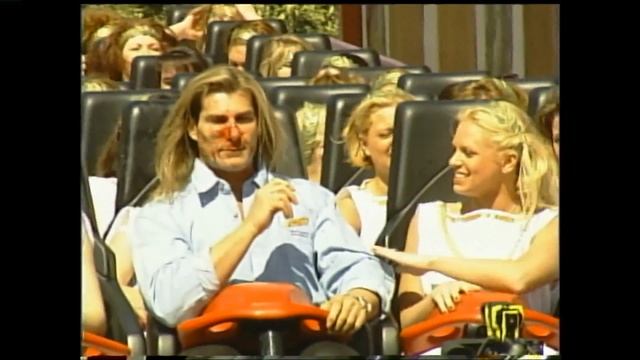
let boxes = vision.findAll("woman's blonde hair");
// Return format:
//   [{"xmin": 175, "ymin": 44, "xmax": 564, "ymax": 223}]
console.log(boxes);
[
  {"xmin": 342, "ymin": 88, "xmax": 416, "ymax": 168},
  {"xmin": 228, "ymin": 20, "xmax": 277, "ymax": 51},
  {"xmin": 370, "ymin": 69, "xmax": 408, "ymax": 93},
  {"xmin": 153, "ymin": 65, "xmax": 282, "ymax": 199},
  {"xmin": 82, "ymin": 76, "xmax": 119, "ymax": 92},
  {"xmin": 456, "ymin": 101, "xmax": 558, "ymax": 215},
  {"xmin": 309, "ymin": 66, "xmax": 366, "ymax": 86},
  {"xmin": 295, "ymin": 102, "xmax": 327, "ymax": 167},
  {"xmin": 259, "ymin": 34, "xmax": 313, "ymax": 77},
  {"xmin": 440, "ymin": 78, "xmax": 529, "ymax": 112}
]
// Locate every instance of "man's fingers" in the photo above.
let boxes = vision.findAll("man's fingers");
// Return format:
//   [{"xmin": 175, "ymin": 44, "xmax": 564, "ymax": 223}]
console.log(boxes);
[
  {"xmin": 349, "ymin": 309, "xmax": 368, "ymax": 336},
  {"xmin": 279, "ymin": 198, "xmax": 294, "ymax": 219},
  {"xmin": 333, "ymin": 298, "xmax": 356, "ymax": 333},
  {"xmin": 325, "ymin": 300, "xmax": 342, "ymax": 329}
]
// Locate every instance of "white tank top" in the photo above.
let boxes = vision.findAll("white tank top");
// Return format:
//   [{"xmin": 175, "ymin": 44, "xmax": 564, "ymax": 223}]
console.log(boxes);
[
  {"xmin": 416, "ymin": 201, "xmax": 559, "ymax": 314},
  {"xmin": 340, "ymin": 179, "xmax": 387, "ymax": 247}
]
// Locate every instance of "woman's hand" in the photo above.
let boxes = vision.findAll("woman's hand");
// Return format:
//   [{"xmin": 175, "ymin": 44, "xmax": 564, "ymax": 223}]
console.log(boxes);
[
  {"xmin": 430, "ymin": 281, "xmax": 482, "ymax": 313},
  {"xmin": 371, "ymin": 246, "xmax": 433, "ymax": 275}
]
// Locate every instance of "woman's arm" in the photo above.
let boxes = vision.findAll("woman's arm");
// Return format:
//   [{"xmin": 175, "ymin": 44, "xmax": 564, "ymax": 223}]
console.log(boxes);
[
  {"xmin": 82, "ymin": 226, "xmax": 107, "ymax": 336},
  {"xmin": 168, "ymin": 14, "xmax": 204, "ymax": 41},
  {"xmin": 397, "ymin": 213, "xmax": 437, "ymax": 328},
  {"xmin": 106, "ymin": 209, "xmax": 135, "ymax": 287},
  {"xmin": 427, "ymin": 217, "xmax": 559, "ymax": 294},
  {"xmin": 235, "ymin": 5, "xmax": 263, "ymax": 20},
  {"xmin": 375, "ymin": 216, "xmax": 559, "ymax": 295},
  {"xmin": 336, "ymin": 190, "xmax": 361, "ymax": 235},
  {"xmin": 106, "ymin": 208, "xmax": 147, "ymax": 327}
]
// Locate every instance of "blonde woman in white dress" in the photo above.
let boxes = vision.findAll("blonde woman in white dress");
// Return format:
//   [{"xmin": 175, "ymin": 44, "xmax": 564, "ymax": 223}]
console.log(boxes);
[{"xmin": 373, "ymin": 101, "xmax": 559, "ymax": 332}]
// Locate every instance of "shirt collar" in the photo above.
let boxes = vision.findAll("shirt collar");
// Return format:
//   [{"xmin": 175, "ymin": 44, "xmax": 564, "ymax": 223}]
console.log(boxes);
[{"xmin": 191, "ymin": 158, "xmax": 272, "ymax": 194}]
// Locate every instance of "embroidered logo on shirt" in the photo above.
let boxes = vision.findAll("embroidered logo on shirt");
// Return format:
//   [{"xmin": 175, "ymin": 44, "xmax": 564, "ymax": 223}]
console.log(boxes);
[{"xmin": 286, "ymin": 216, "xmax": 309, "ymax": 227}]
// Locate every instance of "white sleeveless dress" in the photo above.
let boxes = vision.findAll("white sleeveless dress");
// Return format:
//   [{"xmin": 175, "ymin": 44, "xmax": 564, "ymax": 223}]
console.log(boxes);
[
  {"xmin": 415, "ymin": 201, "xmax": 560, "ymax": 356},
  {"xmin": 339, "ymin": 179, "xmax": 387, "ymax": 247},
  {"xmin": 416, "ymin": 201, "xmax": 559, "ymax": 314}
]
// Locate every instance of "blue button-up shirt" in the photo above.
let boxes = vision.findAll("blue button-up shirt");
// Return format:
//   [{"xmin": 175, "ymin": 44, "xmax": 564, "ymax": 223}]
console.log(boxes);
[{"xmin": 132, "ymin": 159, "xmax": 395, "ymax": 327}]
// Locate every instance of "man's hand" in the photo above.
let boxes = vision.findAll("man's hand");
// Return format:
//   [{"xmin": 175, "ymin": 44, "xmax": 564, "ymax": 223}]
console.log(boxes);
[
  {"xmin": 320, "ymin": 293, "xmax": 367, "ymax": 336},
  {"xmin": 244, "ymin": 179, "xmax": 298, "ymax": 234}
]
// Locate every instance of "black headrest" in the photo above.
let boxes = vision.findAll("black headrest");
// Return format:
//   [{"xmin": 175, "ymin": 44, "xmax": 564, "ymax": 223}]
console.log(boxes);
[
  {"xmin": 398, "ymin": 71, "xmax": 489, "ymax": 99},
  {"xmin": 320, "ymin": 93, "xmax": 373, "ymax": 193},
  {"xmin": 272, "ymin": 84, "xmax": 370, "ymax": 114},
  {"xmin": 258, "ymin": 76, "xmax": 310, "ymax": 105},
  {"xmin": 386, "ymin": 100, "xmax": 490, "ymax": 250},
  {"xmin": 245, "ymin": 33, "xmax": 332, "ymax": 75},
  {"xmin": 165, "ymin": 5, "xmax": 197, "ymax": 25},
  {"xmin": 116, "ymin": 100, "xmax": 175, "ymax": 211},
  {"xmin": 81, "ymin": 90, "xmax": 173, "ymax": 176},
  {"xmin": 271, "ymin": 106, "xmax": 306, "ymax": 179},
  {"xmin": 291, "ymin": 49, "xmax": 381, "ymax": 78},
  {"xmin": 172, "ymin": 72, "xmax": 197, "ymax": 91},
  {"xmin": 528, "ymin": 85, "xmax": 559, "ymax": 118},
  {"xmin": 346, "ymin": 66, "xmax": 431, "ymax": 84},
  {"xmin": 204, "ymin": 19, "xmax": 287, "ymax": 63},
  {"xmin": 130, "ymin": 55, "xmax": 161, "ymax": 90},
  {"xmin": 507, "ymin": 78, "xmax": 558, "ymax": 93}
]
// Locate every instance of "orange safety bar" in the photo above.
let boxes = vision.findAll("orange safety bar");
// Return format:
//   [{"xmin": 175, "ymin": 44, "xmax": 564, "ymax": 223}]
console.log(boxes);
[
  {"xmin": 400, "ymin": 291, "xmax": 559, "ymax": 355},
  {"xmin": 177, "ymin": 282, "xmax": 347, "ymax": 350},
  {"xmin": 82, "ymin": 331, "xmax": 131, "ymax": 356}
]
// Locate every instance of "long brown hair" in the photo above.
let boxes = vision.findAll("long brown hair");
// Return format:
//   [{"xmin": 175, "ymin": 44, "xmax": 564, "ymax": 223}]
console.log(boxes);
[
  {"xmin": 153, "ymin": 65, "xmax": 283, "ymax": 199},
  {"xmin": 92, "ymin": 19, "xmax": 174, "ymax": 81}
]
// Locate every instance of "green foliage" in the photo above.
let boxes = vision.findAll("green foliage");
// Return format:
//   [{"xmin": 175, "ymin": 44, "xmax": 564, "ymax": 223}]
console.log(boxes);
[
  {"xmin": 253, "ymin": 4, "xmax": 338, "ymax": 36},
  {"xmin": 82, "ymin": 4, "xmax": 339, "ymax": 36},
  {"xmin": 82, "ymin": 4, "xmax": 166, "ymax": 23}
]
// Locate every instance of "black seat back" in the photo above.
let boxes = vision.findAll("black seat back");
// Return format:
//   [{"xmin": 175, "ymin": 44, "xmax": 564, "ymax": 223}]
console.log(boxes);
[
  {"xmin": 271, "ymin": 106, "xmax": 306, "ymax": 178},
  {"xmin": 291, "ymin": 49, "xmax": 381, "ymax": 78},
  {"xmin": 346, "ymin": 66, "xmax": 431, "ymax": 84},
  {"xmin": 204, "ymin": 19, "xmax": 287, "ymax": 63},
  {"xmin": 528, "ymin": 85, "xmax": 559, "ymax": 118},
  {"xmin": 272, "ymin": 84, "xmax": 370, "ymax": 114},
  {"xmin": 81, "ymin": 90, "xmax": 172, "ymax": 176},
  {"xmin": 130, "ymin": 55, "xmax": 161, "ymax": 90},
  {"xmin": 171, "ymin": 72, "xmax": 198, "ymax": 91},
  {"xmin": 245, "ymin": 33, "xmax": 332, "ymax": 75},
  {"xmin": 320, "ymin": 93, "xmax": 373, "ymax": 193},
  {"xmin": 398, "ymin": 71, "xmax": 489, "ymax": 100},
  {"xmin": 116, "ymin": 100, "xmax": 175, "ymax": 212},
  {"xmin": 385, "ymin": 100, "xmax": 490, "ymax": 250},
  {"xmin": 165, "ymin": 5, "xmax": 197, "ymax": 25},
  {"xmin": 258, "ymin": 76, "xmax": 310, "ymax": 105},
  {"xmin": 507, "ymin": 78, "xmax": 558, "ymax": 93}
]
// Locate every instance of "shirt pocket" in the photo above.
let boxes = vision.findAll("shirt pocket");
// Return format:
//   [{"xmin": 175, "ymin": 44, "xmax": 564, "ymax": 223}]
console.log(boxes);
[{"xmin": 285, "ymin": 223, "xmax": 313, "ymax": 252}]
